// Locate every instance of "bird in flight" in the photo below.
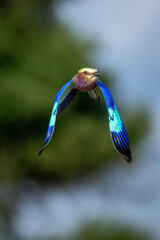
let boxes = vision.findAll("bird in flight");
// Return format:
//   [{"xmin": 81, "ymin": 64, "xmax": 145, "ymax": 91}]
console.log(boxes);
[{"xmin": 38, "ymin": 68, "xmax": 132, "ymax": 163}]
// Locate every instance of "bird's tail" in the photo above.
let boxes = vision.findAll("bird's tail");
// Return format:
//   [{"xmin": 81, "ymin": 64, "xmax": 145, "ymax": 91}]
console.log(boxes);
[{"xmin": 88, "ymin": 87, "xmax": 102, "ymax": 101}]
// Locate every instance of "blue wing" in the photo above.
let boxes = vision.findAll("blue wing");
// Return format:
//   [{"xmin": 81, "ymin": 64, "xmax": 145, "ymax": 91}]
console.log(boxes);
[
  {"xmin": 38, "ymin": 80, "xmax": 78, "ymax": 155},
  {"xmin": 96, "ymin": 81, "xmax": 132, "ymax": 162}
]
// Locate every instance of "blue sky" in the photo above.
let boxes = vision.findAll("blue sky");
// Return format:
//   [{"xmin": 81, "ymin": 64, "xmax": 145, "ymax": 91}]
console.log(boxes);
[{"xmin": 57, "ymin": 0, "xmax": 160, "ymax": 107}]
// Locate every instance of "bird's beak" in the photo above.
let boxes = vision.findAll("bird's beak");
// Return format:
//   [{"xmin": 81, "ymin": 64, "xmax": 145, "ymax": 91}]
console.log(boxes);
[{"xmin": 93, "ymin": 71, "xmax": 102, "ymax": 77}]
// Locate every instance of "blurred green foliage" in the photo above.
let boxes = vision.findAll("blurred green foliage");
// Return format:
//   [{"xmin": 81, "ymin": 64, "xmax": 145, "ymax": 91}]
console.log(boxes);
[
  {"xmin": 71, "ymin": 222, "xmax": 151, "ymax": 240},
  {"xmin": 0, "ymin": 0, "xmax": 148, "ymax": 183},
  {"xmin": 41, "ymin": 222, "xmax": 151, "ymax": 240}
]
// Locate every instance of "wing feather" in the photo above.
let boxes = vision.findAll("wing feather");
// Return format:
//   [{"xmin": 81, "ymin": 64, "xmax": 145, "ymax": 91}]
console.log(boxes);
[
  {"xmin": 96, "ymin": 81, "xmax": 132, "ymax": 162},
  {"xmin": 57, "ymin": 88, "xmax": 78, "ymax": 115},
  {"xmin": 38, "ymin": 80, "xmax": 78, "ymax": 155}
]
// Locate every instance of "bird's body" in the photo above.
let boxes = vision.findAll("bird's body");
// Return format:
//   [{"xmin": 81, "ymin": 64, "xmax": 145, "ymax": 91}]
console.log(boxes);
[{"xmin": 38, "ymin": 68, "xmax": 132, "ymax": 162}]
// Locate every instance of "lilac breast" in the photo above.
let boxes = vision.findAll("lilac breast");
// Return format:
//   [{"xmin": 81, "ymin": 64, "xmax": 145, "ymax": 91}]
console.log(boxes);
[{"xmin": 73, "ymin": 76, "xmax": 97, "ymax": 92}]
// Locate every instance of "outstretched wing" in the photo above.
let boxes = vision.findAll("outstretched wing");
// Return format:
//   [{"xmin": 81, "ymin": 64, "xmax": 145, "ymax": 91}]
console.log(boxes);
[
  {"xmin": 96, "ymin": 81, "xmax": 132, "ymax": 162},
  {"xmin": 38, "ymin": 80, "xmax": 78, "ymax": 155}
]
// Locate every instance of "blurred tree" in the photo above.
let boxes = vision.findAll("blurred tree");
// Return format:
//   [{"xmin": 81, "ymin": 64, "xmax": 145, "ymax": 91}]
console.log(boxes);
[
  {"xmin": 70, "ymin": 222, "xmax": 151, "ymax": 240},
  {"xmin": 34, "ymin": 222, "xmax": 151, "ymax": 240},
  {"xmin": 0, "ymin": 0, "xmax": 148, "ymax": 182}
]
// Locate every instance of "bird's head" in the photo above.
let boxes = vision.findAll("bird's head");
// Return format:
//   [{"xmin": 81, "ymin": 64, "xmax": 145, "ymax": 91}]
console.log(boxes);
[{"xmin": 76, "ymin": 67, "xmax": 102, "ymax": 82}]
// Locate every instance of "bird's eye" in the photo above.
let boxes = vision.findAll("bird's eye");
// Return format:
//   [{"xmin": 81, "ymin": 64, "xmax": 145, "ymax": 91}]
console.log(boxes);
[{"xmin": 84, "ymin": 71, "xmax": 88, "ymax": 74}]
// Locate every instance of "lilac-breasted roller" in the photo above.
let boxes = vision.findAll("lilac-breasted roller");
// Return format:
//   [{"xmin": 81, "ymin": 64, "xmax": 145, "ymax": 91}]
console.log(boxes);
[{"xmin": 38, "ymin": 68, "xmax": 132, "ymax": 162}]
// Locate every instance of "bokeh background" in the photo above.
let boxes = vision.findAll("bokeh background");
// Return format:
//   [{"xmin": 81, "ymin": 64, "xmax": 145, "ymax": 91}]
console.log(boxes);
[{"xmin": 0, "ymin": 0, "xmax": 160, "ymax": 239}]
